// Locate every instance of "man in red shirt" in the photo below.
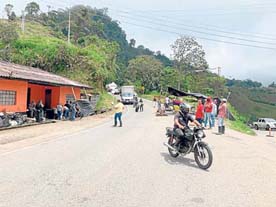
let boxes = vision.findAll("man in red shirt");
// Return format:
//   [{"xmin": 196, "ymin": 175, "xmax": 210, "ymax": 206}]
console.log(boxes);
[
  {"xmin": 218, "ymin": 98, "xmax": 227, "ymax": 134},
  {"xmin": 195, "ymin": 99, "xmax": 204, "ymax": 125},
  {"xmin": 204, "ymin": 97, "xmax": 213, "ymax": 129}
]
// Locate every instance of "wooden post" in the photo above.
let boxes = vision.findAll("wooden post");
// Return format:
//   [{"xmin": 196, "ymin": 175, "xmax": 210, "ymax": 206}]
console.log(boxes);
[{"xmin": 71, "ymin": 87, "xmax": 76, "ymax": 100}]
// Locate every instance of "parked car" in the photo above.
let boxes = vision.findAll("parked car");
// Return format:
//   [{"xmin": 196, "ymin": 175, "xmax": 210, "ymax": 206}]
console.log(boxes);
[{"xmin": 253, "ymin": 118, "xmax": 276, "ymax": 130}]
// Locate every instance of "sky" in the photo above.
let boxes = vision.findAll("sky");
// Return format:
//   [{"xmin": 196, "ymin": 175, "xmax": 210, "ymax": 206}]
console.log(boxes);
[{"xmin": 1, "ymin": 0, "xmax": 276, "ymax": 85}]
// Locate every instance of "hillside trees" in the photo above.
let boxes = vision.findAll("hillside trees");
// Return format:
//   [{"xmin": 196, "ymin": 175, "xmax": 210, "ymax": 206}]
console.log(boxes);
[
  {"xmin": 127, "ymin": 55, "xmax": 163, "ymax": 92},
  {"xmin": 171, "ymin": 36, "xmax": 208, "ymax": 71},
  {"xmin": 170, "ymin": 36, "xmax": 208, "ymax": 91},
  {"xmin": 4, "ymin": 4, "xmax": 16, "ymax": 21},
  {"xmin": 25, "ymin": 2, "xmax": 40, "ymax": 18}
]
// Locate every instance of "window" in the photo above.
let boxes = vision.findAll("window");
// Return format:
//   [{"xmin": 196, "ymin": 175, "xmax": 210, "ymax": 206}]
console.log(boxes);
[
  {"xmin": 0, "ymin": 90, "xmax": 16, "ymax": 105},
  {"xmin": 66, "ymin": 94, "xmax": 75, "ymax": 102}
]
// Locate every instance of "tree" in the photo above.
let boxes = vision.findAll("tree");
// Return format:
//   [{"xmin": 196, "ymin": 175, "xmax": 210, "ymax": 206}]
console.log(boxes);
[
  {"xmin": 171, "ymin": 36, "xmax": 208, "ymax": 89},
  {"xmin": 10, "ymin": 12, "xmax": 17, "ymax": 21},
  {"xmin": 25, "ymin": 2, "xmax": 40, "ymax": 18},
  {"xmin": 127, "ymin": 55, "xmax": 163, "ymax": 92},
  {"xmin": 160, "ymin": 67, "xmax": 179, "ymax": 90},
  {"xmin": 171, "ymin": 36, "xmax": 208, "ymax": 71},
  {"xmin": 4, "ymin": 4, "xmax": 14, "ymax": 20},
  {"xmin": 129, "ymin": 38, "xmax": 136, "ymax": 47}
]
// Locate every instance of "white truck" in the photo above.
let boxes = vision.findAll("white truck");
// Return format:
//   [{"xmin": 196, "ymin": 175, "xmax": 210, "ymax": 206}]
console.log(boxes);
[
  {"xmin": 121, "ymin": 86, "xmax": 135, "ymax": 104},
  {"xmin": 253, "ymin": 118, "xmax": 276, "ymax": 130}
]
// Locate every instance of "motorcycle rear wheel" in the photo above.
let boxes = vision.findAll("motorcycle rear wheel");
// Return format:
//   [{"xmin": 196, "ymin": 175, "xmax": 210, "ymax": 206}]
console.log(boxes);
[
  {"xmin": 194, "ymin": 142, "xmax": 213, "ymax": 170},
  {"xmin": 168, "ymin": 136, "xmax": 179, "ymax": 158}
]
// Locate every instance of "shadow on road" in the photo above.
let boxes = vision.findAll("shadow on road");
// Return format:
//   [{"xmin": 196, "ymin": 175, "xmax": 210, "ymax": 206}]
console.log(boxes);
[{"xmin": 160, "ymin": 152, "xmax": 200, "ymax": 170}]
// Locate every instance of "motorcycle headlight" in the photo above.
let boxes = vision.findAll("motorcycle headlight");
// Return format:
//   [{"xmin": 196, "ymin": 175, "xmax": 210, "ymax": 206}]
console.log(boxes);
[{"xmin": 196, "ymin": 130, "xmax": 205, "ymax": 139}]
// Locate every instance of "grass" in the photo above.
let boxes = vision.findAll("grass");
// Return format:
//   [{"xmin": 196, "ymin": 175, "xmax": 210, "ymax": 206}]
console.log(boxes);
[
  {"xmin": 96, "ymin": 92, "xmax": 115, "ymax": 111},
  {"xmin": 227, "ymin": 120, "xmax": 256, "ymax": 136},
  {"xmin": 227, "ymin": 104, "xmax": 256, "ymax": 136}
]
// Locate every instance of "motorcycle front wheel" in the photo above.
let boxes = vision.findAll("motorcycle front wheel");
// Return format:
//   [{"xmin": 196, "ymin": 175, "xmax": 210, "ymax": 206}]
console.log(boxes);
[
  {"xmin": 168, "ymin": 136, "xmax": 179, "ymax": 158},
  {"xmin": 194, "ymin": 142, "xmax": 213, "ymax": 170}
]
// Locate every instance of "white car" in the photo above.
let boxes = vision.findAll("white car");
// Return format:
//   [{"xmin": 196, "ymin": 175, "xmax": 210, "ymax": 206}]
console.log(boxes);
[{"xmin": 253, "ymin": 118, "xmax": 276, "ymax": 130}]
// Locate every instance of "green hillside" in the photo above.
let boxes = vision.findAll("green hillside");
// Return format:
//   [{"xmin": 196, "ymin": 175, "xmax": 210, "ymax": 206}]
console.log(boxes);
[{"xmin": 229, "ymin": 87, "xmax": 276, "ymax": 121}]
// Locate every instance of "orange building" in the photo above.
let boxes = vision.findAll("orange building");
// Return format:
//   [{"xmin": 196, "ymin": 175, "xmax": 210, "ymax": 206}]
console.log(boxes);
[{"xmin": 0, "ymin": 61, "xmax": 91, "ymax": 113}]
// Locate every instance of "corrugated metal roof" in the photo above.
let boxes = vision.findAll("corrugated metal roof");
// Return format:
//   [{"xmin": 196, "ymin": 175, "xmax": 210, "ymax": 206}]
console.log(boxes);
[{"xmin": 0, "ymin": 61, "xmax": 91, "ymax": 89}]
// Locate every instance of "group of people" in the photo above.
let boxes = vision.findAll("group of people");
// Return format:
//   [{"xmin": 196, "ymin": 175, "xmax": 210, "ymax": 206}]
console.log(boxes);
[
  {"xmin": 56, "ymin": 101, "xmax": 80, "ymax": 121},
  {"xmin": 195, "ymin": 97, "xmax": 228, "ymax": 134},
  {"xmin": 134, "ymin": 96, "xmax": 144, "ymax": 112},
  {"xmin": 28, "ymin": 100, "xmax": 80, "ymax": 122},
  {"xmin": 28, "ymin": 100, "xmax": 45, "ymax": 122}
]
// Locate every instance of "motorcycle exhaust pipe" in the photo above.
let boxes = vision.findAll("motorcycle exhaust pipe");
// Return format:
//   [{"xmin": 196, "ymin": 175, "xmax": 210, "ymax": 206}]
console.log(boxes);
[{"xmin": 163, "ymin": 142, "xmax": 178, "ymax": 152}]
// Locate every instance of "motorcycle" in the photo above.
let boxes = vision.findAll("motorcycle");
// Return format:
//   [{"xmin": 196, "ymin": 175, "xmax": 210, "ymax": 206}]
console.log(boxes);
[{"xmin": 164, "ymin": 127, "xmax": 213, "ymax": 170}]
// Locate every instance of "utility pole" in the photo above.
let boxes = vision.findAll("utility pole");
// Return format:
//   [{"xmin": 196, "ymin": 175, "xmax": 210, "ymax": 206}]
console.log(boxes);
[
  {"xmin": 67, "ymin": 8, "xmax": 71, "ymax": 44},
  {"xmin": 47, "ymin": 5, "xmax": 51, "ymax": 15},
  {"xmin": 218, "ymin": 67, "xmax": 221, "ymax": 76},
  {"xmin": 21, "ymin": 10, "xmax": 25, "ymax": 34}
]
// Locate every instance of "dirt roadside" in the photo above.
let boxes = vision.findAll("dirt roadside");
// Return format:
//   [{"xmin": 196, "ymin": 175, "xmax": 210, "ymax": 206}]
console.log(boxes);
[{"xmin": 0, "ymin": 112, "xmax": 114, "ymax": 154}]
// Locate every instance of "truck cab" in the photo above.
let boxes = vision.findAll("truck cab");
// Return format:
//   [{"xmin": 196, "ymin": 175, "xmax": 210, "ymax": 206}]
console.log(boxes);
[{"xmin": 121, "ymin": 86, "xmax": 135, "ymax": 104}]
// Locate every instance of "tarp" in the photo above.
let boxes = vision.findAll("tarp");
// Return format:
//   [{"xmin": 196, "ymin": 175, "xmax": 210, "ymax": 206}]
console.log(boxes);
[
  {"xmin": 74, "ymin": 99, "xmax": 95, "ymax": 117},
  {"xmin": 168, "ymin": 87, "xmax": 207, "ymax": 99}
]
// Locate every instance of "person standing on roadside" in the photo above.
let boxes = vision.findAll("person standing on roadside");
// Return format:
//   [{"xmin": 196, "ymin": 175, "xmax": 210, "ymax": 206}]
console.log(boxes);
[
  {"xmin": 211, "ymin": 99, "xmax": 218, "ymax": 128},
  {"xmin": 204, "ymin": 97, "xmax": 213, "ymax": 129},
  {"xmin": 70, "ymin": 103, "xmax": 76, "ymax": 121},
  {"xmin": 153, "ymin": 96, "xmax": 157, "ymax": 108},
  {"xmin": 139, "ymin": 98, "xmax": 144, "ymax": 112},
  {"xmin": 195, "ymin": 99, "xmax": 204, "ymax": 125},
  {"xmin": 63, "ymin": 105, "xmax": 69, "ymax": 120},
  {"xmin": 218, "ymin": 98, "xmax": 227, "ymax": 134},
  {"xmin": 113, "ymin": 99, "xmax": 125, "ymax": 127},
  {"xmin": 57, "ymin": 103, "xmax": 63, "ymax": 120},
  {"xmin": 35, "ymin": 100, "xmax": 44, "ymax": 122}
]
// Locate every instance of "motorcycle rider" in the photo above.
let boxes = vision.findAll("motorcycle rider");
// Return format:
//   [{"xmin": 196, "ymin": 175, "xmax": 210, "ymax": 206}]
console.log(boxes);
[{"xmin": 173, "ymin": 103, "xmax": 201, "ymax": 147}]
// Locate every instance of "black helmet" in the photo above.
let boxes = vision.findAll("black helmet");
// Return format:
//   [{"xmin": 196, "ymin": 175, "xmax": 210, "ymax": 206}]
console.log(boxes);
[{"xmin": 179, "ymin": 103, "xmax": 190, "ymax": 114}]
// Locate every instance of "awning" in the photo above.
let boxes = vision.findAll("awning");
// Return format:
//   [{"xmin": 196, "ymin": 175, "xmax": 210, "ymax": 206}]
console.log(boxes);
[{"xmin": 168, "ymin": 87, "xmax": 207, "ymax": 99}]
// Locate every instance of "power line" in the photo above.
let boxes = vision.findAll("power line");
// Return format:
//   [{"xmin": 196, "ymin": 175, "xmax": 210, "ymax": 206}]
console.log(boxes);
[
  {"xmin": 119, "ymin": 20, "xmax": 276, "ymax": 51},
  {"xmin": 114, "ymin": 13, "xmax": 276, "ymax": 45},
  {"xmin": 122, "ymin": 11, "xmax": 276, "ymax": 40},
  {"xmin": 75, "ymin": 0, "xmax": 276, "ymax": 40}
]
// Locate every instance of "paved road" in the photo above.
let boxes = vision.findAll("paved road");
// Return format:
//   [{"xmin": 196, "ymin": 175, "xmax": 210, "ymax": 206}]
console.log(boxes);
[{"xmin": 1, "ymin": 101, "xmax": 276, "ymax": 207}]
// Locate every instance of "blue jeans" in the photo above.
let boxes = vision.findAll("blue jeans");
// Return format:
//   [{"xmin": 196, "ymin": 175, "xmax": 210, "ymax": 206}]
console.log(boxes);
[
  {"xmin": 70, "ymin": 110, "xmax": 76, "ymax": 121},
  {"xmin": 204, "ymin": 112, "xmax": 212, "ymax": 128},
  {"xmin": 218, "ymin": 117, "xmax": 224, "ymax": 127},
  {"xmin": 210, "ymin": 114, "xmax": 216, "ymax": 127},
  {"xmin": 196, "ymin": 118, "xmax": 203, "ymax": 125},
  {"xmin": 64, "ymin": 109, "xmax": 69, "ymax": 120},
  {"xmin": 114, "ymin": 112, "xmax": 122, "ymax": 126},
  {"xmin": 57, "ymin": 111, "xmax": 62, "ymax": 120}
]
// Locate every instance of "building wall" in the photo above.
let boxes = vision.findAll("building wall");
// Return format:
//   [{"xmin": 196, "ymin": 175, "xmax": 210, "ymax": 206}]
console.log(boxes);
[
  {"xmin": 0, "ymin": 79, "xmax": 28, "ymax": 112},
  {"xmin": 0, "ymin": 80, "xmax": 82, "ymax": 112},
  {"xmin": 28, "ymin": 84, "xmax": 81, "ymax": 107},
  {"xmin": 28, "ymin": 84, "xmax": 60, "ymax": 108},
  {"xmin": 59, "ymin": 87, "xmax": 81, "ymax": 105}
]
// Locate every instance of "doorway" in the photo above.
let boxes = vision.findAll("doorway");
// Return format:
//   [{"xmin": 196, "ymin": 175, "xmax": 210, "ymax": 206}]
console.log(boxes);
[
  {"xmin": 45, "ymin": 89, "xmax": 52, "ymax": 109},
  {"xmin": 27, "ymin": 88, "xmax": 31, "ymax": 107}
]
